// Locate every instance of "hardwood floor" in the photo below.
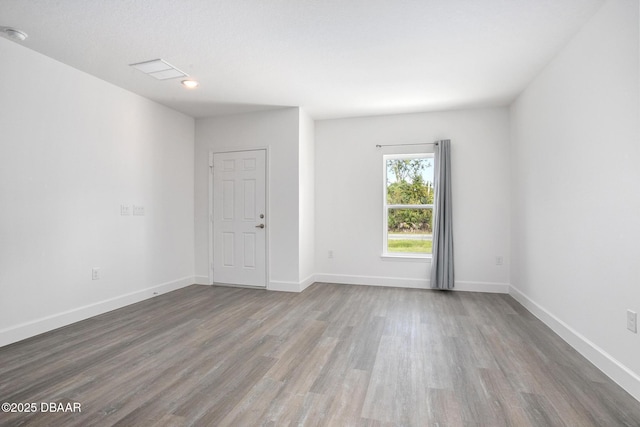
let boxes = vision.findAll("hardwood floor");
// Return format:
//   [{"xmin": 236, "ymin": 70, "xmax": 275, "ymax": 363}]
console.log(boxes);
[{"xmin": 1, "ymin": 283, "xmax": 639, "ymax": 426}]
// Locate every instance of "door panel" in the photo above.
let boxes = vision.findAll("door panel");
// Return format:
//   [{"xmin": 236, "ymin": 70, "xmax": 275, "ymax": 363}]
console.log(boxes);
[{"xmin": 213, "ymin": 150, "xmax": 266, "ymax": 287}]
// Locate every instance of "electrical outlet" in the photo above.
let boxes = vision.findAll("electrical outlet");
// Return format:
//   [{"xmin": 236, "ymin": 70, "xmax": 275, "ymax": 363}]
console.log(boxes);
[
  {"xmin": 328, "ymin": 250, "xmax": 334, "ymax": 259},
  {"xmin": 627, "ymin": 310, "xmax": 637, "ymax": 333},
  {"xmin": 92, "ymin": 268, "xmax": 100, "ymax": 280},
  {"xmin": 496, "ymin": 256, "xmax": 504, "ymax": 266}
]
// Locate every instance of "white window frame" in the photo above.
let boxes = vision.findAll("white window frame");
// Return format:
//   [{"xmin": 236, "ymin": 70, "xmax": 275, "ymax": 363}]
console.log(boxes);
[{"xmin": 382, "ymin": 152, "xmax": 434, "ymax": 260}]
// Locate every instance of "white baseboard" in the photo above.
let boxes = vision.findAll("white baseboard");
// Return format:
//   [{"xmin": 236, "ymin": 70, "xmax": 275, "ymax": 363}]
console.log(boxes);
[
  {"xmin": 0, "ymin": 276, "xmax": 195, "ymax": 348},
  {"xmin": 199, "ymin": 273, "xmax": 315, "ymax": 292},
  {"xmin": 316, "ymin": 273, "xmax": 427, "ymax": 288},
  {"xmin": 299, "ymin": 274, "xmax": 316, "ymax": 292},
  {"xmin": 455, "ymin": 280, "xmax": 509, "ymax": 293},
  {"xmin": 268, "ymin": 280, "xmax": 302, "ymax": 292},
  {"xmin": 509, "ymin": 285, "xmax": 640, "ymax": 402},
  {"xmin": 315, "ymin": 273, "xmax": 509, "ymax": 293},
  {"xmin": 193, "ymin": 275, "xmax": 210, "ymax": 285},
  {"xmin": 267, "ymin": 275, "xmax": 316, "ymax": 293}
]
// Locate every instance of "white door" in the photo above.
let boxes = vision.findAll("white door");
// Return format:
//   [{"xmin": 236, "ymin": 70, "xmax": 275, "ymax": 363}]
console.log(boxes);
[{"xmin": 213, "ymin": 150, "xmax": 266, "ymax": 287}]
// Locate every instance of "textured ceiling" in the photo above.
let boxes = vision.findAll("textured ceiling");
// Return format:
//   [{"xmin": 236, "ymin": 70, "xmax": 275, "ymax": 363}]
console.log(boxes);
[{"xmin": 0, "ymin": 0, "xmax": 604, "ymax": 119}]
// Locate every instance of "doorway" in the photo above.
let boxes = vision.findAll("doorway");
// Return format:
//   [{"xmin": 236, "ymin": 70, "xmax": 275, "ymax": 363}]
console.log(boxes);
[{"xmin": 211, "ymin": 149, "xmax": 267, "ymax": 287}]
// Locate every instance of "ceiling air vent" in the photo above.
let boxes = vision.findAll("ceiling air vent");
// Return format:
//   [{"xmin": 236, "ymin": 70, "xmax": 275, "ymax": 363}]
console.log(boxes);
[{"xmin": 129, "ymin": 59, "xmax": 187, "ymax": 80}]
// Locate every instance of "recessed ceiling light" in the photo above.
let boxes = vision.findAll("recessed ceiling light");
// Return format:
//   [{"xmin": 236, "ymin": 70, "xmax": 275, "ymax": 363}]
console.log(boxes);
[
  {"xmin": 181, "ymin": 80, "xmax": 199, "ymax": 89},
  {"xmin": 1, "ymin": 27, "xmax": 28, "ymax": 42}
]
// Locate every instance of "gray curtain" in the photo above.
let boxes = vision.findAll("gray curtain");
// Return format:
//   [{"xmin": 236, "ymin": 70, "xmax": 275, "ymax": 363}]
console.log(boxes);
[{"xmin": 430, "ymin": 139, "xmax": 454, "ymax": 290}]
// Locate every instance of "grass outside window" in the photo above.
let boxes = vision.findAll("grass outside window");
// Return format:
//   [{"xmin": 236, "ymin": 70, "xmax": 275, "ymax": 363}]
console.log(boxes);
[{"xmin": 387, "ymin": 237, "xmax": 433, "ymax": 253}]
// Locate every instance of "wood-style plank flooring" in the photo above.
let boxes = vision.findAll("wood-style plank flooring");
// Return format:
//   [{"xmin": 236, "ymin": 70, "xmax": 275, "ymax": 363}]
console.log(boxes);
[{"xmin": 1, "ymin": 283, "xmax": 639, "ymax": 426}]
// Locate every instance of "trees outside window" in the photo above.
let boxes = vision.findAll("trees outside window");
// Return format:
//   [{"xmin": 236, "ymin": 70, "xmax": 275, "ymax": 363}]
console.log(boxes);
[{"xmin": 384, "ymin": 154, "xmax": 434, "ymax": 255}]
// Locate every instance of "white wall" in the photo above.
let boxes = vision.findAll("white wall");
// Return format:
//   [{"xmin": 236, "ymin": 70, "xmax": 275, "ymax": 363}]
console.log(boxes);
[
  {"xmin": 510, "ymin": 0, "xmax": 640, "ymax": 399},
  {"xmin": 315, "ymin": 108, "xmax": 510, "ymax": 291},
  {"xmin": 194, "ymin": 108, "xmax": 301, "ymax": 289},
  {"xmin": 298, "ymin": 109, "xmax": 315, "ymax": 286},
  {"xmin": 0, "ymin": 38, "xmax": 195, "ymax": 346}
]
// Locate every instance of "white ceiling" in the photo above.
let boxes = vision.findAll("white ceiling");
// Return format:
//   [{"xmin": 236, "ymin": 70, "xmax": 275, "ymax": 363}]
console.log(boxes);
[{"xmin": 1, "ymin": 0, "xmax": 604, "ymax": 120}]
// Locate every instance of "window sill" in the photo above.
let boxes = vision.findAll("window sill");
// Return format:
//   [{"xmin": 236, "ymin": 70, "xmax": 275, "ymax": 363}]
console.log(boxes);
[{"xmin": 380, "ymin": 253, "xmax": 432, "ymax": 262}]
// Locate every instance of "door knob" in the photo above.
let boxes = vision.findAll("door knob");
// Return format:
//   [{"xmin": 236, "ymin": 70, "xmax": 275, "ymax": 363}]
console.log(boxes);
[{"xmin": 255, "ymin": 224, "xmax": 265, "ymax": 229}]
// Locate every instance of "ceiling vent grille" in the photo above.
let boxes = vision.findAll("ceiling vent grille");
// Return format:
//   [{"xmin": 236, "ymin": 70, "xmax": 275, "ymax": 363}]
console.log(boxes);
[{"xmin": 129, "ymin": 59, "xmax": 187, "ymax": 80}]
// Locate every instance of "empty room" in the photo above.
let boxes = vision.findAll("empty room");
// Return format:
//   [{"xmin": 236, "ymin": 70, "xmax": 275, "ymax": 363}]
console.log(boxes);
[{"xmin": 1, "ymin": 0, "xmax": 639, "ymax": 425}]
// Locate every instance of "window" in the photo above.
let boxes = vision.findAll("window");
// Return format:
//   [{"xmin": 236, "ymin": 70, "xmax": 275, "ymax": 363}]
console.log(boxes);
[{"xmin": 383, "ymin": 153, "xmax": 434, "ymax": 257}]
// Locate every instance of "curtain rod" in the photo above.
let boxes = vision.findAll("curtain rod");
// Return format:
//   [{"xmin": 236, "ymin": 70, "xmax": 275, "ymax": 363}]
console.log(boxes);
[{"xmin": 376, "ymin": 142, "xmax": 439, "ymax": 148}]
